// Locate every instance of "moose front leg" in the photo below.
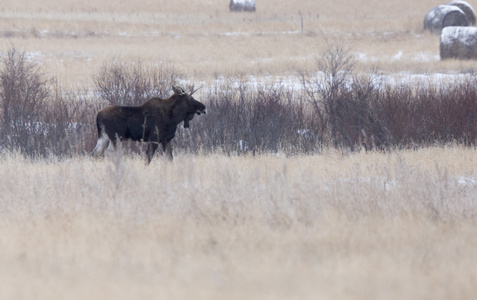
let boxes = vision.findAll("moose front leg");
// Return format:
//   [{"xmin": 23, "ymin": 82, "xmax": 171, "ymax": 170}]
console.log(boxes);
[
  {"xmin": 162, "ymin": 141, "xmax": 173, "ymax": 161},
  {"xmin": 146, "ymin": 142, "xmax": 159, "ymax": 164}
]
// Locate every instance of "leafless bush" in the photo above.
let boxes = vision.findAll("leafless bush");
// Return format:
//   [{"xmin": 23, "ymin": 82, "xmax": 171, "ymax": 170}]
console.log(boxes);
[
  {"xmin": 0, "ymin": 48, "xmax": 51, "ymax": 155},
  {"xmin": 301, "ymin": 41, "xmax": 357, "ymax": 149},
  {"xmin": 90, "ymin": 52, "xmax": 477, "ymax": 157},
  {"xmin": 0, "ymin": 47, "xmax": 98, "ymax": 157},
  {"xmin": 2, "ymin": 47, "xmax": 477, "ymax": 159},
  {"xmin": 300, "ymin": 42, "xmax": 477, "ymax": 151},
  {"xmin": 41, "ymin": 87, "xmax": 99, "ymax": 157},
  {"xmin": 174, "ymin": 78, "xmax": 320, "ymax": 156},
  {"xmin": 93, "ymin": 58, "xmax": 180, "ymax": 106}
]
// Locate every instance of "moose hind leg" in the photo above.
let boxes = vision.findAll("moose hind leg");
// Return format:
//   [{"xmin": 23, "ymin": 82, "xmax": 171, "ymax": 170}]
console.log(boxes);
[{"xmin": 92, "ymin": 133, "xmax": 110, "ymax": 157}]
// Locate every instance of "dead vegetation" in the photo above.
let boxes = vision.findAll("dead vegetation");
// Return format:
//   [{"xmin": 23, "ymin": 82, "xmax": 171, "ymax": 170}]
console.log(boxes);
[
  {"xmin": 0, "ymin": 0, "xmax": 476, "ymax": 84},
  {"xmin": 1, "ymin": 45, "xmax": 477, "ymax": 157},
  {"xmin": 1, "ymin": 149, "xmax": 477, "ymax": 299},
  {"xmin": 1, "ymin": 1, "xmax": 477, "ymax": 299}
]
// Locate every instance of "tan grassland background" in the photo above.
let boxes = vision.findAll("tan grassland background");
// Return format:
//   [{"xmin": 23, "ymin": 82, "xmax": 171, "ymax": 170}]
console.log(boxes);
[
  {"xmin": 1, "ymin": 0, "xmax": 477, "ymax": 85},
  {"xmin": 1, "ymin": 0, "xmax": 477, "ymax": 299}
]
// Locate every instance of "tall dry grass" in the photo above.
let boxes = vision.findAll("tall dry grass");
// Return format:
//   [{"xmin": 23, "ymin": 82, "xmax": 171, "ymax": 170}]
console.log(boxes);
[
  {"xmin": 0, "ymin": 147, "xmax": 477, "ymax": 299},
  {"xmin": 0, "ymin": 1, "xmax": 476, "ymax": 298}
]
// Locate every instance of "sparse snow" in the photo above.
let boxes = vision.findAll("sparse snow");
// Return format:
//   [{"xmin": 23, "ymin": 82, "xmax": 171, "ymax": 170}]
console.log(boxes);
[
  {"xmin": 412, "ymin": 52, "xmax": 440, "ymax": 62},
  {"xmin": 457, "ymin": 176, "xmax": 476, "ymax": 187},
  {"xmin": 356, "ymin": 51, "xmax": 439, "ymax": 63},
  {"xmin": 392, "ymin": 50, "xmax": 403, "ymax": 61}
]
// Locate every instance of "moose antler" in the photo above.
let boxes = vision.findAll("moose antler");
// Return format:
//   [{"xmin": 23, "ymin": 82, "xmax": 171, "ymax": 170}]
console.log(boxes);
[
  {"xmin": 191, "ymin": 85, "xmax": 204, "ymax": 95},
  {"xmin": 172, "ymin": 85, "xmax": 186, "ymax": 96}
]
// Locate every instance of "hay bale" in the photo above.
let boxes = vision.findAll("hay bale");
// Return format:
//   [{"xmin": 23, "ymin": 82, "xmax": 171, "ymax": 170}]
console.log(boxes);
[
  {"xmin": 424, "ymin": 5, "xmax": 468, "ymax": 33},
  {"xmin": 229, "ymin": 0, "xmax": 256, "ymax": 12},
  {"xmin": 446, "ymin": 0, "xmax": 476, "ymax": 25},
  {"xmin": 440, "ymin": 26, "xmax": 477, "ymax": 60}
]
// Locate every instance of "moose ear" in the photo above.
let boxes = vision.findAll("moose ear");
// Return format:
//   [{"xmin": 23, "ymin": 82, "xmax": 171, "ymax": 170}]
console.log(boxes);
[{"xmin": 172, "ymin": 86, "xmax": 186, "ymax": 96}]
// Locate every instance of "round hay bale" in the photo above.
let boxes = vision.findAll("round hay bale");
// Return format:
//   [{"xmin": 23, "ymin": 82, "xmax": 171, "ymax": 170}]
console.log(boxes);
[
  {"xmin": 424, "ymin": 5, "xmax": 468, "ymax": 34},
  {"xmin": 440, "ymin": 26, "xmax": 477, "ymax": 60},
  {"xmin": 229, "ymin": 0, "xmax": 256, "ymax": 12},
  {"xmin": 446, "ymin": 0, "xmax": 476, "ymax": 25}
]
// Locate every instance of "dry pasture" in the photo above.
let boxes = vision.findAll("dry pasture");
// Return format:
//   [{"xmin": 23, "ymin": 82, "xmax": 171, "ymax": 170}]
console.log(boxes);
[
  {"xmin": 1, "ymin": 147, "xmax": 477, "ymax": 299},
  {"xmin": 1, "ymin": 0, "xmax": 477, "ymax": 299},
  {"xmin": 1, "ymin": 0, "xmax": 477, "ymax": 85}
]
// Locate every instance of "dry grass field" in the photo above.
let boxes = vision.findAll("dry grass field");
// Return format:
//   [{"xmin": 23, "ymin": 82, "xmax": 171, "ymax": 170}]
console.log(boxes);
[
  {"xmin": 1, "ymin": 0, "xmax": 477, "ymax": 299},
  {"xmin": 1, "ymin": 147, "xmax": 477, "ymax": 299},
  {"xmin": 1, "ymin": 0, "xmax": 476, "ymax": 85}
]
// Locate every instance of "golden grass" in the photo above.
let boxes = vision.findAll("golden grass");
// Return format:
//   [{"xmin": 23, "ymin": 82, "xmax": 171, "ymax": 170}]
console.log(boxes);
[
  {"xmin": 1, "ymin": 146, "xmax": 477, "ymax": 299},
  {"xmin": 1, "ymin": 0, "xmax": 477, "ymax": 86}
]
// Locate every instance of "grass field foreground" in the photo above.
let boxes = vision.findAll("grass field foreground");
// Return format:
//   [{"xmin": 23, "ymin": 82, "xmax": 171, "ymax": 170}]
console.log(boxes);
[{"xmin": 0, "ymin": 147, "xmax": 477, "ymax": 299}]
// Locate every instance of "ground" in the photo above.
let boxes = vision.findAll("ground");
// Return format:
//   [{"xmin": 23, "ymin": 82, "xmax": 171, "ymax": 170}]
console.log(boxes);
[
  {"xmin": 1, "ymin": 0, "xmax": 477, "ymax": 299},
  {"xmin": 1, "ymin": 149, "xmax": 477, "ymax": 299}
]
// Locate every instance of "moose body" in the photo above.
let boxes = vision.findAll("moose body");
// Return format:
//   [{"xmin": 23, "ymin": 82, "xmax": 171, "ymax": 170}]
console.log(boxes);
[{"xmin": 92, "ymin": 86, "xmax": 206, "ymax": 164}]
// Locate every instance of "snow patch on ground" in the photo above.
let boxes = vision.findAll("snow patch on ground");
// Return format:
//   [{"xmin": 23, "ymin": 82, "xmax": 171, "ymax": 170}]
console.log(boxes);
[
  {"xmin": 392, "ymin": 51, "xmax": 403, "ymax": 61},
  {"xmin": 356, "ymin": 51, "xmax": 440, "ymax": 63},
  {"xmin": 457, "ymin": 176, "xmax": 476, "ymax": 187}
]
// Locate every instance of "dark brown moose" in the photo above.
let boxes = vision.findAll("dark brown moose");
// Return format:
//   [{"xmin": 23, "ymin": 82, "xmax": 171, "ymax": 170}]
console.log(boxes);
[{"xmin": 92, "ymin": 85, "xmax": 206, "ymax": 164}]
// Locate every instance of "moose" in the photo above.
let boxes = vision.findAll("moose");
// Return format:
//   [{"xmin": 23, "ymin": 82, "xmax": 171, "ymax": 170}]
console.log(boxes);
[{"xmin": 92, "ymin": 85, "xmax": 206, "ymax": 164}]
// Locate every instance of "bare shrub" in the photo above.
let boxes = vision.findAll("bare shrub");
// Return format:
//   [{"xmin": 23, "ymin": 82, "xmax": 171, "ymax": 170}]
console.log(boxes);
[
  {"xmin": 369, "ymin": 78, "xmax": 477, "ymax": 148},
  {"xmin": 41, "ymin": 87, "xmax": 100, "ymax": 157},
  {"xmin": 0, "ymin": 47, "xmax": 100, "ymax": 158},
  {"xmin": 176, "ymin": 68, "xmax": 477, "ymax": 156},
  {"xmin": 0, "ymin": 48, "xmax": 51, "ymax": 156},
  {"xmin": 2, "ymin": 48, "xmax": 477, "ymax": 159},
  {"xmin": 93, "ymin": 58, "xmax": 180, "ymax": 106},
  {"xmin": 301, "ymin": 41, "xmax": 357, "ymax": 149},
  {"xmin": 339, "ymin": 71, "xmax": 391, "ymax": 150},
  {"xmin": 300, "ymin": 42, "xmax": 477, "ymax": 151},
  {"xmin": 173, "ymin": 78, "xmax": 320, "ymax": 156}
]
